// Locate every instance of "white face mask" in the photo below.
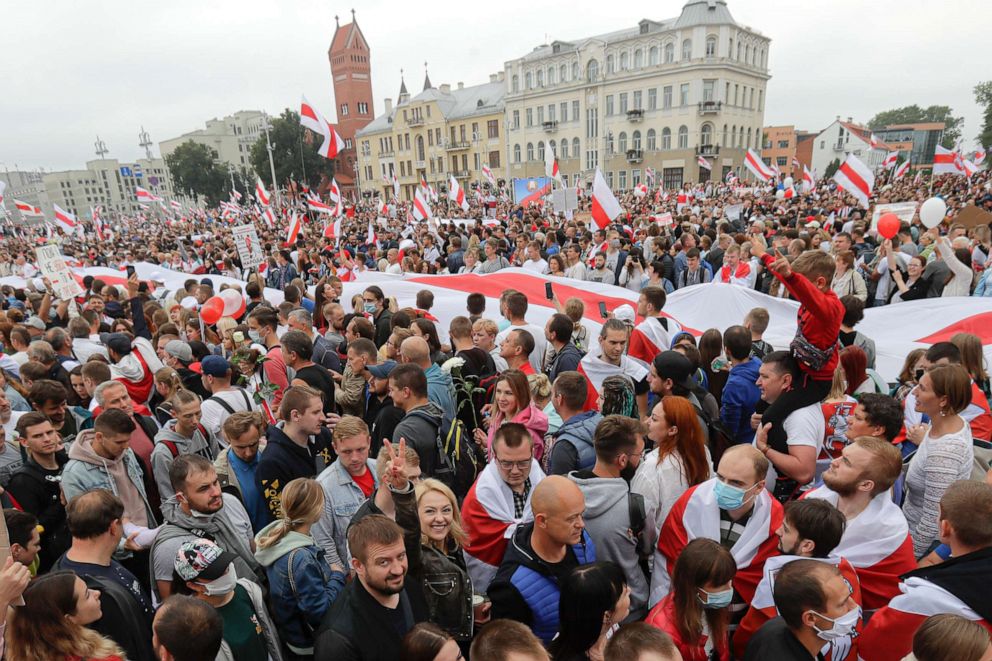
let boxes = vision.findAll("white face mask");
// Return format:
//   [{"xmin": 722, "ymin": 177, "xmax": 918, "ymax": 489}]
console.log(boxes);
[
  {"xmin": 809, "ymin": 605, "xmax": 861, "ymax": 642},
  {"xmin": 199, "ymin": 565, "xmax": 237, "ymax": 596}
]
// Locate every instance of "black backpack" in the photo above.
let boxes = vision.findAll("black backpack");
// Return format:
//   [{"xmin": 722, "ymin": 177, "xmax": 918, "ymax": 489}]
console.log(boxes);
[
  {"xmin": 409, "ymin": 411, "xmax": 485, "ymax": 503},
  {"xmin": 690, "ymin": 398, "xmax": 734, "ymax": 467}
]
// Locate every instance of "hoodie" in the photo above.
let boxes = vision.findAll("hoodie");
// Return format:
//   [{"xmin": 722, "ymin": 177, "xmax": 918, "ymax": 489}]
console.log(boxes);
[
  {"xmin": 486, "ymin": 403, "xmax": 549, "ymax": 461},
  {"xmin": 424, "ymin": 363, "xmax": 457, "ymax": 427},
  {"xmin": 151, "ymin": 420, "xmax": 219, "ymax": 501},
  {"xmin": 254, "ymin": 524, "xmax": 347, "ymax": 654},
  {"xmin": 720, "ymin": 357, "xmax": 762, "ymax": 445},
  {"xmin": 567, "ymin": 471, "xmax": 649, "ymax": 620},
  {"xmin": 63, "ymin": 429, "xmax": 155, "ymax": 527},
  {"xmin": 393, "ymin": 402, "xmax": 446, "ymax": 477}
]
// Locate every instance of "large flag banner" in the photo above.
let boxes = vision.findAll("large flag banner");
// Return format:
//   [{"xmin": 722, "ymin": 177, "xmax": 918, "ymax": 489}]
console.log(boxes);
[
  {"xmin": 591, "ymin": 168, "xmax": 621, "ymax": 230},
  {"xmin": 255, "ymin": 178, "xmax": 271, "ymax": 206},
  {"xmin": 744, "ymin": 148, "xmax": 775, "ymax": 181},
  {"xmin": 52, "ymin": 204, "xmax": 78, "ymax": 234},
  {"xmin": 448, "ymin": 176, "xmax": 469, "ymax": 212},
  {"xmin": 512, "ymin": 177, "xmax": 552, "ymax": 206},
  {"xmin": 35, "ymin": 245, "xmax": 84, "ymax": 299},
  {"xmin": 14, "ymin": 199, "xmax": 43, "ymax": 217},
  {"xmin": 413, "ymin": 187, "xmax": 433, "ymax": 221},
  {"xmin": 933, "ymin": 145, "xmax": 963, "ymax": 175},
  {"xmin": 300, "ymin": 95, "xmax": 345, "ymax": 160},
  {"xmin": 833, "ymin": 153, "xmax": 875, "ymax": 208},
  {"xmin": 894, "ymin": 160, "xmax": 910, "ymax": 180},
  {"xmin": 284, "ymin": 211, "xmax": 301, "ymax": 245}
]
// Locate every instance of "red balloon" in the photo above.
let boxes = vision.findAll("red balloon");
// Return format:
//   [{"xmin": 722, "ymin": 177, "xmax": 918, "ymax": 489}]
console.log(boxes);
[
  {"xmin": 200, "ymin": 297, "xmax": 225, "ymax": 325},
  {"xmin": 877, "ymin": 213, "xmax": 900, "ymax": 240}
]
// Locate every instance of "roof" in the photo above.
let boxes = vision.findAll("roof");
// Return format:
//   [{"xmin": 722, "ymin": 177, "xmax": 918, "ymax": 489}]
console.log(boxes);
[
  {"xmin": 673, "ymin": 0, "xmax": 737, "ymax": 29},
  {"xmin": 356, "ymin": 79, "xmax": 505, "ymax": 138},
  {"xmin": 330, "ymin": 16, "xmax": 367, "ymax": 54},
  {"xmin": 879, "ymin": 122, "xmax": 946, "ymax": 132},
  {"xmin": 838, "ymin": 121, "xmax": 893, "ymax": 150}
]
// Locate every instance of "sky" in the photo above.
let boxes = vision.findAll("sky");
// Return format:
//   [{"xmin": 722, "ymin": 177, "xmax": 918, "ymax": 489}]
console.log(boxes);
[{"xmin": 3, "ymin": 0, "xmax": 989, "ymax": 172}]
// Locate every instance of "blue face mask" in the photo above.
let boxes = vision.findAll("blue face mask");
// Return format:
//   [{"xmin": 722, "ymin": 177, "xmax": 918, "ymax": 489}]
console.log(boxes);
[
  {"xmin": 698, "ymin": 587, "xmax": 734, "ymax": 609},
  {"xmin": 714, "ymin": 479, "xmax": 753, "ymax": 511},
  {"xmin": 364, "ymin": 302, "xmax": 377, "ymax": 315}
]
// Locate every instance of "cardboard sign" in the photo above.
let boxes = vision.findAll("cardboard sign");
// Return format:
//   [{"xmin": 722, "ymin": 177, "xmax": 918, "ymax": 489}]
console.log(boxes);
[
  {"xmin": 231, "ymin": 224, "xmax": 264, "ymax": 271},
  {"xmin": 871, "ymin": 202, "xmax": 918, "ymax": 232},
  {"xmin": 35, "ymin": 245, "xmax": 83, "ymax": 300},
  {"xmin": 655, "ymin": 212, "xmax": 674, "ymax": 227},
  {"xmin": 725, "ymin": 204, "xmax": 743, "ymax": 222},
  {"xmin": 954, "ymin": 205, "xmax": 992, "ymax": 229}
]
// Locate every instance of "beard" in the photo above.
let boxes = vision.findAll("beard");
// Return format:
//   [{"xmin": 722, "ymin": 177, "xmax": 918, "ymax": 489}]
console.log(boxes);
[
  {"xmin": 620, "ymin": 462, "xmax": 637, "ymax": 484},
  {"xmin": 822, "ymin": 470, "xmax": 860, "ymax": 497},
  {"xmin": 367, "ymin": 572, "xmax": 405, "ymax": 596}
]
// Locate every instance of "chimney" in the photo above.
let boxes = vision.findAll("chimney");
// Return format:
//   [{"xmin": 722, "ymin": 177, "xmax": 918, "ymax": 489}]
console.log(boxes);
[
  {"xmin": 835, "ymin": 115, "xmax": 840, "ymax": 121},
  {"xmin": 384, "ymin": 98, "xmax": 392, "ymax": 114},
  {"xmin": 458, "ymin": 82, "xmax": 464, "ymax": 90},
  {"xmin": 497, "ymin": 71, "xmax": 505, "ymax": 82},
  {"xmin": 847, "ymin": 116, "xmax": 852, "ymax": 123},
  {"xmin": 440, "ymin": 83, "xmax": 451, "ymax": 94},
  {"xmin": 489, "ymin": 74, "xmax": 497, "ymax": 83}
]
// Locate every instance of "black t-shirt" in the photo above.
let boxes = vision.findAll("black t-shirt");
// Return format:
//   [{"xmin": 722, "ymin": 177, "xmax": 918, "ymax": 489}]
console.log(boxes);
[
  {"xmin": 838, "ymin": 329, "xmax": 857, "ymax": 348},
  {"xmin": 743, "ymin": 618, "xmax": 823, "ymax": 661},
  {"xmin": 294, "ymin": 364, "xmax": 337, "ymax": 414}
]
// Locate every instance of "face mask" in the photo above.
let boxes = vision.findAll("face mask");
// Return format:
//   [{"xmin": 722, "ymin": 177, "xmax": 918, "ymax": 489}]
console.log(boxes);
[
  {"xmin": 714, "ymin": 480, "xmax": 752, "ymax": 511},
  {"xmin": 698, "ymin": 587, "xmax": 734, "ymax": 609},
  {"xmin": 809, "ymin": 605, "xmax": 861, "ymax": 641},
  {"xmin": 248, "ymin": 329, "xmax": 262, "ymax": 343},
  {"xmin": 199, "ymin": 566, "xmax": 237, "ymax": 596},
  {"xmin": 364, "ymin": 303, "xmax": 377, "ymax": 315}
]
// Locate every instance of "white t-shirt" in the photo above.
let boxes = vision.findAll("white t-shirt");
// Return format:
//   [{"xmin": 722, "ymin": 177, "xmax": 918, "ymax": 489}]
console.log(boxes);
[
  {"xmin": 200, "ymin": 388, "xmax": 256, "ymax": 443},
  {"xmin": 758, "ymin": 402, "xmax": 824, "ymax": 488},
  {"xmin": 522, "ymin": 258, "xmax": 549, "ymax": 274},
  {"xmin": 496, "ymin": 322, "xmax": 548, "ymax": 374}
]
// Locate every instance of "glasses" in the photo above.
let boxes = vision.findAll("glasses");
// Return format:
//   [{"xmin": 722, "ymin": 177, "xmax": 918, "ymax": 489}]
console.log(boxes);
[
  {"xmin": 625, "ymin": 450, "xmax": 646, "ymax": 461},
  {"xmin": 494, "ymin": 456, "xmax": 533, "ymax": 471}
]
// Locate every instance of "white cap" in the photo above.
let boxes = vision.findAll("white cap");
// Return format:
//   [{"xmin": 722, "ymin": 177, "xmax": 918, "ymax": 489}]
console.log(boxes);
[
  {"xmin": 180, "ymin": 296, "xmax": 199, "ymax": 310},
  {"xmin": 613, "ymin": 304, "xmax": 635, "ymax": 325}
]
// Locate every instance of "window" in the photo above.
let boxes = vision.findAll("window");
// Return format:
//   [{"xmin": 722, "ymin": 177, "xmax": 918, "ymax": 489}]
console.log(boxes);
[
  {"xmin": 428, "ymin": 130, "xmax": 433, "ymax": 146},
  {"xmin": 679, "ymin": 83, "xmax": 690, "ymax": 106},
  {"xmin": 586, "ymin": 107, "xmax": 598, "ymax": 139},
  {"xmin": 537, "ymin": 106, "xmax": 544, "ymax": 124},
  {"xmin": 760, "ymin": 48, "xmax": 766, "ymax": 67},
  {"xmin": 526, "ymin": 108, "xmax": 533, "ymax": 127},
  {"xmin": 664, "ymin": 42, "xmax": 674, "ymax": 63},
  {"xmin": 606, "ymin": 95, "xmax": 614, "ymax": 116},
  {"xmin": 512, "ymin": 75, "xmax": 519, "ymax": 92},
  {"xmin": 820, "ymin": 140, "xmax": 825, "ymax": 149},
  {"xmin": 634, "ymin": 49, "xmax": 643, "ymax": 68},
  {"xmin": 547, "ymin": 139, "xmax": 556, "ymax": 157},
  {"xmin": 426, "ymin": 106, "xmax": 431, "ymax": 118},
  {"xmin": 572, "ymin": 62, "xmax": 579, "ymax": 79},
  {"xmin": 706, "ymin": 36, "xmax": 717, "ymax": 57},
  {"xmin": 359, "ymin": 102, "xmax": 369, "ymax": 114},
  {"xmin": 606, "ymin": 54, "xmax": 614, "ymax": 73},
  {"xmin": 648, "ymin": 88, "xmax": 657, "ymax": 110},
  {"xmin": 737, "ymin": 41, "xmax": 742, "ymax": 60},
  {"xmin": 703, "ymin": 79, "xmax": 715, "ymax": 102},
  {"xmin": 560, "ymin": 140, "xmax": 569, "ymax": 158},
  {"xmin": 647, "ymin": 128, "xmax": 657, "ymax": 150},
  {"xmin": 745, "ymin": 45, "xmax": 750, "ymax": 64},
  {"xmin": 572, "ymin": 100, "xmax": 580, "ymax": 121},
  {"xmin": 490, "ymin": 151, "xmax": 501, "ymax": 168},
  {"xmin": 734, "ymin": 84, "xmax": 739, "ymax": 105},
  {"xmin": 619, "ymin": 170, "xmax": 627, "ymax": 189},
  {"xmin": 526, "ymin": 143, "xmax": 534, "ymax": 161},
  {"xmin": 619, "ymin": 93, "xmax": 628, "ymax": 114},
  {"xmin": 606, "ymin": 133, "xmax": 614, "ymax": 155},
  {"xmin": 560, "ymin": 64, "xmax": 567, "ymax": 82},
  {"xmin": 548, "ymin": 104, "xmax": 555, "ymax": 122},
  {"xmin": 758, "ymin": 90, "xmax": 764, "ymax": 111},
  {"xmin": 514, "ymin": 144, "xmax": 521, "ymax": 162},
  {"xmin": 525, "ymin": 72, "xmax": 533, "ymax": 89},
  {"xmin": 725, "ymin": 82, "xmax": 730, "ymax": 104},
  {"xmin": 586, "ymin": 148, "xmax": 598, "ymax": 170},
  {"xmin": 620, "ymin": 52, "xmax": 628, "ymax": 70},
  {"xmin": 632, "ymin": 130, "xmax": 642, "ymax": 150},
  {"xmin": 618, "ymin": 132, "xmax": 627, "ymax": 152},
  {"xmin": 632, "ymin": 169, "xmax": 640, "ymax": 185},
  {"xmin": 536, "ymin": 69, "xmax": 544, "ymax": 86},
  {"xmin": 663, "ymin": 167, "xmax": 683, "ymax": 189},
  {"xmin": 512, "ymin": 110, "xmax": 520, "ymax": 129},
  {"xmin": 547, "ymin": 67, "xmax": 555, "ymax": 85},
  {"xmin": 747, "ymin": 127, "xmax": 752, "ymax": 149},
  {"xmin": 573, "ymin": 137, "xmax": 580, "ymax": 158},
  {"xmin": 633, "ymin": 90, "xmax": 642, "ymax": 110},
  {"xmin": 341, "ymin": 103, "xmax": 349, "ymax": 116},
  {"xmin": 678, "ymin": 125, "xmax": 688, "ymax": 149},
  {"xmin": 681, "ymin": 39, "xmax": 692, "ymax": 60},
  {"xmin": 701, "ymin": 123, "xmax": 713, "ymax": 146},
  {"xmin": 777, "ymin": 139, "xmax": 789, "ymax": 148},
  {"xmin": 488, "ymin": 120, "xmax": 499, "ymax": 139},
  {"xmin": 663, "ymin": 86, "xmax": 672, "ymax": 109},
  {"xmin": 586, "ymin": 59, "xmax": 599, "ymax": 81},
  {"xmin": 777, "ymin": 156, "xmax": 788, "ymax": 167},
  {"xmin": 722, "ymin": 124, "xmax": 728, "ymax": 146},
  {"xmin": 560, "ymin": 102, "xmax": 568, "ymax": 122},
  {"xmin": 474, "ymin": 153, "xmax": 481, "ymax": 170},
  {"xmin": 460, "ymin": 125, "xmax": 466, "ymax": 142},
  {"xmin": 729, "ymin": 38, "xmax": 734, "ymax": 59},
  {"xmin": 662, "ymin": 127, "xmax": 672, "ymax": 149}
]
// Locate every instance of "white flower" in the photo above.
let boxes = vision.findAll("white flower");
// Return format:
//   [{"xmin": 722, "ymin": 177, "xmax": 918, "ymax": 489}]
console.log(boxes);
[{"xmin": 440, "ymin": 356, "xmax": 466, "ymax": 374}]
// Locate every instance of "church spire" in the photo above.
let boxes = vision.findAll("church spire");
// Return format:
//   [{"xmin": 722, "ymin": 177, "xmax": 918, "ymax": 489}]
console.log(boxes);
[{"xmin": 423, "ymin": 61, "xmax": 432, "ymax": 90}]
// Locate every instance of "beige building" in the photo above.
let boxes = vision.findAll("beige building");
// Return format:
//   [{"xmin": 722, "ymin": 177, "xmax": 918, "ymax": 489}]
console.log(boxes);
[
  {"xmin": 159, "ymin": 110, "xmax": 266, "ymax": 174},
  {"xmin": 356, "ymin": 72, "xmax": 507, "ymax": 200},
  {"xmin": 43, "ymin": 157, "xmax": 175, "ymax": 218},
  {"xmin": 504, "ymin": 0, "xmax": 770, "ymax": 190}
]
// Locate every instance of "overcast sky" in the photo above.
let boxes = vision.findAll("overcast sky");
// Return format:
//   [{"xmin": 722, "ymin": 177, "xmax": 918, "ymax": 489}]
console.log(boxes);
[{"xmin": 3, "ymin": 0, "xmax": 988, "ymax": 172}]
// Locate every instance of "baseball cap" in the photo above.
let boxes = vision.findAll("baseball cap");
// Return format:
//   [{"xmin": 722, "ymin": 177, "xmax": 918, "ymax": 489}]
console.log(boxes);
[
  {"xmin": 367, "ymin": 360, "xmax": 397, "ymax": 380},
  {"xmin": 24, "ymin": 316, "xmax": 46, "ymax": 331},
  {"xmin": 99, "ymin": 332, "xmax": 133, "ymax": 356},
  {"xmin": 613, "ymin": 304, "xmax": 635, "ymax": 326},
  {"xmin": 174, "ymin": 539, "xmax": 236, "ymax": 582},
  {"xmin": 200, "ymin": 355, "xmax": 231, "ymax": 377},
  {"xmin": 164, "ymin": 340, "xmax": 193, "ymax": 363},
  {"xmin": 653, "ymin": 351, "xmax": 695, "ymax": 390}
]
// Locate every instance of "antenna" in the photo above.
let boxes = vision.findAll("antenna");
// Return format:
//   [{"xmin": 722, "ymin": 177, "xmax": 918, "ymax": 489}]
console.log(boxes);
[
  {"xmin": 138, "ymin": 126, "xmax": 153, "ymax": 160},
  {"xmin": 94, "ymin": 136, "xmax": 109, "ymax": 159}
]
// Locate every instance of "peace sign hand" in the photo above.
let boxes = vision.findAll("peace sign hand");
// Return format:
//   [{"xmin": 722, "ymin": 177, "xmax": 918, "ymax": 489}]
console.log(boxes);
[{"xmin": 384, "ymin": 438, "xmax": 409, "ymax": 490}]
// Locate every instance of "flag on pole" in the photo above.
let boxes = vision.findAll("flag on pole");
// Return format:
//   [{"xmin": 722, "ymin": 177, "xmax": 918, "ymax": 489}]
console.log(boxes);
[
  {"xmin": 255, "ymin": 178, "xmax": 271, "ymax": 206},
  {"xmin": 306, "ymin": 191, "xmax": 334, "ymax": 213},
  {"xmin": 300, "ymin": 95, "xmax": 345, "ymax": 159},
  {"xmin": 963, "ymin": 159, "xmax": 980, "ymax": 178},
  {"xmin": 882, "ymin": 151, "xmax": 898, "ymax": 170},
  {"xmin": 544, "ymin": 144, "xmax": 563, "ymax": 184},
  {"xmin": 328, "ymin": 178, "xmax": 343, "ymax": 216},
  {"xmin": 170, "ymin": 200, "xmax": 183, "ymax": 210},
  {"xmin": 448, "ymin": 176, "xmax": 469, "ymax": 212},
  {"xmin": 933, "ymin": 145, "xmax": 964, "ymax": 175},
  {"xmin": 792, "ymin": 157, "xmax": 801, "ymax": 169},
  {"xmin": 135, "ymin": 186, "xmax": 162, "ymax": 203},
  {"xmin": 645, "ymin": 167, "xmax": 656, "ymax": 186},
  {"xmin": 590, "ymin": 168, "xmax": 621, "ymax": 231},
  {"xmin": 870, "ymin": 133, "xmax": 880, "ymax": 150},
  {"xmin": 92, "ymin": 206, "xmax": 107, "ymax": 240},
  {"xmin": 802, "ymin": 165, "xmax": 815, "ymax": 192},
  {"xmin": 481, "ymin": 164, "xmax": 497, "ymax": 187},
  {"xmin": 894, "ymin": 159, "xmax": 910, "ymax": 180},
  {"xmin": 53, "ymin": 204, "xmax": 78, "ymax": 234},
  {"xmin": 832, "ymin": 154, "xmax": 875, "ymax": 208},
  {"xmin": 262, "ymin": 207, "xmax": 276, "ymax": 229},
  {"xmin": 284, "ymin": 211, "xmax": 302, "ymax": 245},
  {"xmin": 391, "ymin": 173, "xmax": 400, "ymax": 200},
  {"xmin": 323, "ymin": 215, "xmax": 341, "ymax": 239},
  {"xmin": 0, "ymin": 181, "xmax": 5, "ymax": 208},
  {"xmin": 697, "ymin": 155, "xmax": 712, "ymax": 171},
  {"xmin": 14, "ymin": 199, "xmax": 43, "ymax": 217},
  {"xmin": 412, "ymin": 188, "xmax": 433, "ymax": 221},
  {"xmin": 366, "ymin": 218, "xmax": 377, "ymax": 246},
  {"xmin": 377, "ymin": 198, "xmax": 389, "ymax": 216},
  {"xmin": 744, "ymin": 148, "xmax": 775, "ymax": 181},
  {"xmin": 975, "ymin": 146, "xmax": 987, "ymax": 166}
]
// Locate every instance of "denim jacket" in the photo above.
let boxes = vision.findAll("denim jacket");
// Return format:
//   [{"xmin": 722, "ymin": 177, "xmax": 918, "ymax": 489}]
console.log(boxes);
[{"xmin": 311, "ymin": 458, "xmax": 378, "ymax": 567}]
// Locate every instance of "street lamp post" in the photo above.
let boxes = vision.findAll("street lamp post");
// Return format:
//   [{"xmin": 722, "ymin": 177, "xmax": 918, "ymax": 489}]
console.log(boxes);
[{"xmin": 261, "ymin": 112, "xmax": 280, "ymax": 205}]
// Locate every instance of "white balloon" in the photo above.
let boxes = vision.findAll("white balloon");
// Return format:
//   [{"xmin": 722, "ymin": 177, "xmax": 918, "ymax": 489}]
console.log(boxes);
[
  {"xmin": 775, "ymin": 189, "xmax": 785, "ymax": 200},
  {"xmin": 783, "ymin": 176, "xmax": 794, "ymax": 189},
  {"xmin": 919, "ymin": 197, "xmax": 947, "ymax": 229}
]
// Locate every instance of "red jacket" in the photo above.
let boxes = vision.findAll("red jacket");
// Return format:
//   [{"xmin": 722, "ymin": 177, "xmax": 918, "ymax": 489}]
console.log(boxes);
[{"xmin": 645, "ymin": 594, "xmax": 729, "ymax": 661}]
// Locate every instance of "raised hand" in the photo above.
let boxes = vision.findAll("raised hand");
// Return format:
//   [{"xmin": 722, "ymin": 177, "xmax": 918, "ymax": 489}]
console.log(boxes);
[{"xmin": 384, "ymin": 438, "xmax": 409, "ymax": 490}]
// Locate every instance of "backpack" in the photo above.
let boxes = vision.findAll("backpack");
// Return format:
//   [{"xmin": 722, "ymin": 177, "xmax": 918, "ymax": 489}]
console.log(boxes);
[
  {"xmin": 410, "ymin": 411, "xmax": 484, "ymax": 502},
  {"xmin": 690, "ymin": 397, "xmax": 734, "ymax": 466},
  {"xmin": 159, "ymin": 423, "xmax": 211, "ymax": 459}
]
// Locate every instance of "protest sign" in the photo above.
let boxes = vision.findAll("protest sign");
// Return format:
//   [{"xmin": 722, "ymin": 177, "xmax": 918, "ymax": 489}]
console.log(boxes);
[
  {"xmin": 870, "ymin": 202, "xmax": 917, "ymax": 232},
  {"xmin": 954, "ymin": 205, "xmax": 992, "ymax": 229},
  {"xmin": 35, "ymin": 245, "xmax": 83, "ymax": 300},
  {"xmin": 232, "ymin": 224, "xmax": 264, "ymax": 271}
]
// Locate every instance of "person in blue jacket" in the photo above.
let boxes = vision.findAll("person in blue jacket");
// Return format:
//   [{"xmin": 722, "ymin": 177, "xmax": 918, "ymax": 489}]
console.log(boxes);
[{"xmin": 720, "ymin": 325, "xmax": 763, "ymax": 445}]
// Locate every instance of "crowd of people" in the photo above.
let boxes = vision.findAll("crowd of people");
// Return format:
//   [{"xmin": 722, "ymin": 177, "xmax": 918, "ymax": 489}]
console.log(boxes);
[{"xmin": 0, "ymin": 166, "xmax": 989, "ymax": 660}]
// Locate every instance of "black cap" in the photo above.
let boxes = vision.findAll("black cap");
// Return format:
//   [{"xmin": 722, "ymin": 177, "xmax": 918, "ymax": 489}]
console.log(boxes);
[
  {"xmin": 653, "ymin": 351, "xmax": 695, "ymax": 390},
  {"xmin": 99, "ymin": 332, "xmax": 133, "ymax": 356}
]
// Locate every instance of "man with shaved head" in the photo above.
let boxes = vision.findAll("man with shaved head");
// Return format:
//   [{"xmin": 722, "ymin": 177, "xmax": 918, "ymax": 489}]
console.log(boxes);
[
  {"xmin": 399, "ymin": 335, "xmax": 455, "ymax": 426},
  {"xmin": 488, "ymin": 474, "xmax": 596, "ymax": 644}
]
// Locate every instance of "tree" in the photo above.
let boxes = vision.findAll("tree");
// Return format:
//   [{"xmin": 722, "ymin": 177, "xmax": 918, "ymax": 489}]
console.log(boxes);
[
  {"xmin": 824, "ymin": 158, "xmax": 841, "ymax": 180},
  {"xmin": 867, "ymin": 104, "xmax": 963, "ymax": 149},
  {"xmin": 975, "ymin": 81, "xmax": 992, "ymax": 149},
  {"xmin": 249, "ymin": 109, "xmax": 335, "ymax": 193},
  {"xmin": 165, "ymin": 141, "xmax": 229, "ymax": 206}
]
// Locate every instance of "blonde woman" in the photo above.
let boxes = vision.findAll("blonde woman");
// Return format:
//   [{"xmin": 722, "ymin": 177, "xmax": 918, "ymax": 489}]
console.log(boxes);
[
  {"xmin": 254, "ymin": 478, "xmax": 347, "ymax": 657},
  {"xmin": 152, "ymin": 366, "xmax": 187, "ymax": 426},
  {"xmin": 528, "ymin": 372, "xmax": 562, "ymax": 434},
  {"xmin": 214, "ymin": 316, "xmax": 238, "ymax": 357}
]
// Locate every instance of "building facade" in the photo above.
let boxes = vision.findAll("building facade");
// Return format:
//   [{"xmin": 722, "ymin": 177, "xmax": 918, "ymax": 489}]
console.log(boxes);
[
  {"xmin": 761, "ymin": 125, "xmax": 798, "ymax": 177},
  {"xmin": 42, "ymin": 157, "xmax": 175, "ymax": 219},
  {"xmin": 1, "ymin": 170, "xmax": 48, "ymax": 222},
  {"xmin": 504, "ymin": 0, "xmax": 770, "ymax": 191},
  {"xmin": 159, "ymin": 111, "xmax": 266, "ymax": 175},
  {"xmin": 355, "ymin": 73, "xmax": 506, "ymax": 200},
  {"xmin": 328, "ymin": 12, "xmax": 375, "ymax": 196},
  {"xmin": 871, "ymin": 122, "xmax": 944, "ymax": 167},
  {"xmin": 806, "ymin": 118, "xmax": 889, "ymax": 178}
]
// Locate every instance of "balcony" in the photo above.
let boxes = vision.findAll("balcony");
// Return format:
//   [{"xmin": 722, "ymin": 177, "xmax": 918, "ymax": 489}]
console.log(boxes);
[
  {"xmin": 414, "ymin": 160, "xmax": 426, "ymax": 169},
  {"xmin": 833, "ymin": 142, "xmax": 845, "ymax": 151},
  {"xmin": 407, "ymin": 115, "xmax": 424, "ymax": 127},
  {"xmin": 542, "ymin": 120, "xmax": 558, "ymax": 133},
  {"xmin": 626, "ymin": 149, "xmax": 643, "ymax": 163},
  {"xmin": 697, "ymin": 100, "xmax": 723, "ymax": 115},
  {"xmin": 695, "ymin": 144, "xmax": 720, "ymax": 157},
  {"xmin": 626, "ymin": 109, "xmax": 644, "ymax": 122},
  {"xmin": 452, "ymin": 169, "xmax": 471, "ymax": 178},
  {"xmin": 379, "ymin": 150, "xmax": 394, "ymax": 158},
  {"xmin": 445, "ymin": 141, "xmax": 470, "ymax": 151}
]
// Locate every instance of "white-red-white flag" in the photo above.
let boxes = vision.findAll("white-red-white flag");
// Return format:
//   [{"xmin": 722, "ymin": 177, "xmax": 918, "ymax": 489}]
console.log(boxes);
[
  {"xmin": 366, "ymin": 218, "xmax": 377, "ymax": 246},
  {"xmin": 0, "ymin": 181, "xmax": 5, "ymax": 208},
  {"xmin": 963, "ymin": 158, "xmax": 980, "ymax": 177},
  {"xmin": 300, "ymin": 95, "xmax": 345, "ymax": 160},
  {"xmin": 391, "ymin": 173, "xmax": 400, "ymax": 200},
  {"xmin": 802, "ymin": 165, "xmax": 815, "ymax": 192},
  {"xmin": 255, "ymin": 177, "xmax": 271, "ymax": 206},
  {"xmin": 832, "ymin": 153, "xmax": 875, "ymax": 208},
  {"xmin": 975, "ymin": 146, "xmax": 987, "ymax": 166},
  {"xmin": 544, "ymin": 144, "xmax": 563, "ymax": 184},
  {"xmin": 328, "ymin": 178, "xmax": 343, "ymax": 217},
  {"xmin": 882, "ymin": 151, "xmax": 898, "ymax": 170},
  {"xmin": 323, "ymin": 216, "xmax": 342, "ymax": 239},
  {"xmin": 412, "ymin": 188, "xmax": 433, "ymax": 221},
  {"xmin": 633, "ymin": 183, "xmax": 648, "ymax": 198},
  {"xmin": 53, "ymin": 204, "xmax": 78, "ymax": 234},
  {"xmin": 933, "ymin": 145, "xmax": 964, "ymax": 175},
  {"xmin": 377, "ymin": 198, "xmax": 389, "ymax": 216},
  {"xmin": 135, "ymin": 186, "xmax": 162, "ymax": 203},
  {"xmin": 894, "ymin": 159, "xmax": 910, "ymax": 180},
  {"xmin": 14, "ymin": 199, "xmax": 43, "ymax": 217},
  {"xmin": 170, "ymin": 200, "xmax": 183, "ymax": 210},
  {"xmin": 644, "ymin": 167, "xmax": 656, "ymax": 185},
  {"xmin": 481, "ymin": 164, "xmax": 497, "ymax": 187},
  {"xmin": 590, "ymin": 168, "xmax": 621, "ymax": 230},
  {"xmin": 697, "ymin": 155, "xmax": 712, "ymax": 171},
  {"xmin": 262, "ymin": 207, "xmax": 276, "ymax": 229},
  {"xmin": 744, "ymin": 148, "xmax": 775, "ymax": 181},
  {"xmin": 284, "ymin": 211, "xmax": 302, "ymax": 245},
  {"xmin": 448, "ymin": 176, "xmax": 469, "ymax": 212},
  {"xmin": 92, "ymin": 206, "xmax": 107, "ymax": 240},
  {"xmin": 870, "ymin": 133, "xmax": 880, "ymax": 150}
]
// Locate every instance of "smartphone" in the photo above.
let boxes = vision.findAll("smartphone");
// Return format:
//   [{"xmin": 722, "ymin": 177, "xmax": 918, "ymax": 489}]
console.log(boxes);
[
  {"xmin": 545, "ymin": 282, "xmax": 554, "ymax": 300},
  {"xmin": 599, "ymin": 302, "xmax": 608, "ymax": 319},
  {"xmin": 126, "ymin": 265, "xmax": 136, "ymax": 279}
]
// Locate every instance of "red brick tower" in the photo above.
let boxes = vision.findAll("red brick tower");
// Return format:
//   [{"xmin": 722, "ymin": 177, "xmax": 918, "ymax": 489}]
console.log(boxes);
[{"xmin": 328, "ymin": 10, "xmax": 373, "ymax": 198}]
